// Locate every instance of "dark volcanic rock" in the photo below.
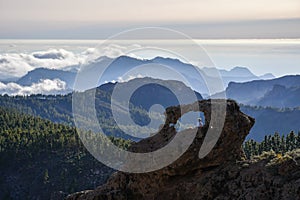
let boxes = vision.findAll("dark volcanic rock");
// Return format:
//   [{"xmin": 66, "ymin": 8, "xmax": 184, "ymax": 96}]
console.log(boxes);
[{"xmin": 67, "ymin": 100, "xmax": 300, "ymax": 200}]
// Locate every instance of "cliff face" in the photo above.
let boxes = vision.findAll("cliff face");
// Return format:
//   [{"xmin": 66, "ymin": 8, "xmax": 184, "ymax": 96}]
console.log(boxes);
[{"xmin": 67, "ymin": 100, "xmax": 300, "ymax": 200}]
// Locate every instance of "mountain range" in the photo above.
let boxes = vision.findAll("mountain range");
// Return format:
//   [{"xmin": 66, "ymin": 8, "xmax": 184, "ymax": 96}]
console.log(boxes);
[
  {"xmin": 241, "ymin": 105, "xmax": 300, "ymax": 141},
  {"xmin": 1, "ymin": 90, "xmax": 298, "ymax": 200},
  {"xmin": 256, "ymin": 85, "xmax": 300, "ymax": 108},
  {"xmin": 203, "ymin": 66, "xmax": 274, "ymax": 87},
  {"xmin": 0, "ymin": 77, "xmax": 299, "ymax": 142},
  {"xmin": 0, "ymin": 55, "xmax": 299, "ymax": 141},
  {"xmin": 215, "ymin": 75, "xmax": 300, "ymax": 108},
  {"xmin": 0, "ymin": 78, "xmax": 202, "ymax": 140},
  {"xmin": 6, "ymin": 56, "xmax": 275, "ymax": 95},
  {"xmin": 16, "ymin": 60, "xmax": 297, "ymax": 109},
  {"xmin": 16, "ymin": 68, "xmax": 76, "ymax": 88}
]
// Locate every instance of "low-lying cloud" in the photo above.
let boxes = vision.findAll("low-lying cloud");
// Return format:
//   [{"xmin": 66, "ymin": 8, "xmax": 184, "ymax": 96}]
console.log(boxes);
[
  {"xmin": 0, "ymin": 79, "xmax": 68, "ymax": 96},
  {"xmin": 32, "ymin": 49, "xmax": 72, "ymax": 60},
  {"xmin": 0, "ymin": 49, "xmax": 83, "ymax": 79},
  {"xmin": 0, "ymin": 44, "xmax": 142, "ymax": 80},
  {"xmin": 117, "ymin": 74, "xmax": 145, "ymax": 83}
]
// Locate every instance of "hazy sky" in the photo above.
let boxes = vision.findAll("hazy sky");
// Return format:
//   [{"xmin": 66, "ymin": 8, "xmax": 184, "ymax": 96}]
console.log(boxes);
[{"xmin": 0, "ymin": 0, "xmax": 300, "ymax": 39}]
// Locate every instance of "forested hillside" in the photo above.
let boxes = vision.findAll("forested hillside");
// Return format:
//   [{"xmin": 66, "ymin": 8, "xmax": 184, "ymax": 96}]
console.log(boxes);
[
  {"xmin": 0, "ymin": 78, "xmax": 202, "ymax": 140},
  {"xmin": 0, "ymin": 107, "xmax": 130, "ymax": 200},
  {"xmin": 0, "ymin": 101, "xmax": 299, "ymax": 199}
]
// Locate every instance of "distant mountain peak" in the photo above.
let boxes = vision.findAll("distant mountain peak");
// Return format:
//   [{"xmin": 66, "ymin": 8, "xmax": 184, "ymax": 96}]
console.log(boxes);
[
  {"xmin": 231, "ymin": 66, "xmax": 249, "ymax": 70},
  {"xmin": 152, "ymin": 56, "xmax": 181, "ymax": 62},
  {"xmin": 231, "ymin": 66, "xmax": 252, "ymax": 72},
  {"xmin": 221, "ymin": 66, "xmax": 256, "ymax": 77},
  {"xmin": 224, "ymin": 74, "xmax": 300, "ymax": 108},
  {"xmin": 16, "ymin": 68, "xmax": 76, "ymax": 88},
  {"xmin": 93, "ymin": 55, "xmax": 113, "ymax": 62},
  {"xmin": 259, "ymin": 73, "xmax": 275, "ymax": 80}
]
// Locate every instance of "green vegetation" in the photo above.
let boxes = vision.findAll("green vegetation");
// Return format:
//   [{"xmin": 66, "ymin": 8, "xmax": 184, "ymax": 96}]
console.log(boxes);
[
  {"xmin": 0, "ymin": 91, "xmax": 156, "ymax": 140},
  {"xmin": 0, "ymin": 92, "xmax": 299, "ymax": 199},
  {"xmin": 243, "ymin": 131, "xmax": 300, "ymax": 159},
  {"xmin": 0, "ymin": 106, "xmax": 131, "ymax": 200}
]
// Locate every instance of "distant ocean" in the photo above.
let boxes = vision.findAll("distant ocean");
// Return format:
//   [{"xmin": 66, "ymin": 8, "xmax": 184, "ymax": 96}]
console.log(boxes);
[{"xmin": 0, "ymin": 39, "xmax": 300, "ymax": 77}]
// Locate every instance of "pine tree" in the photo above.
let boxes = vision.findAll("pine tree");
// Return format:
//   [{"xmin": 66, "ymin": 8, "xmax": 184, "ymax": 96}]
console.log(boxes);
[
  {"xmin": 273, "ymin": 132, "xmax": 281, "ymax": 153},
  {"xmin": 43, "ymin": 169, "xmax": 49, "ymax": 184},
  {"xmin": 287, "ymin": 131, "xmax": 296, "ymax": 151},
  {"xmin": 280, "ymin": 135, "xmax": 286, "ymax": 153},
  {"xmin": 243, "ymin": 131, "xmax": 300, "ymax": 159},
  {"xmin": 297, "ymin": 131, "xmax": 300, "ymax": 147}
]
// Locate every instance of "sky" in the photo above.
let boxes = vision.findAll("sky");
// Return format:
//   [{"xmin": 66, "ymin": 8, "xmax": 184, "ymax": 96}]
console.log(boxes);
[
  {"xmin": 0, "ymin": 39, "xmax": 299, "ymax": 78},
  {"xmin": 0, "ymin": 0, "xmax": 300, "ymax": 39},
  {"xmin": 0, "ymin": 0, "xmax": 299, "ymax": 92}
]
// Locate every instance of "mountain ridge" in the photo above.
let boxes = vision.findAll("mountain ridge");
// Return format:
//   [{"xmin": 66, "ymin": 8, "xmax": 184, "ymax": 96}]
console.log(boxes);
[
  {"xmin": 16, "ymin": 68, "xmax": 76, "ymax": 88},
  {"xmin": 0, "ymin": 77, "xmax": 299, "ymax": 141},
  {"xmin": 222, "ymin": 75, "xmax": 300, "ymax": 107},
  {"xmin": 2, "ymin": 56, "xmax": 275, "ymax": 95}
]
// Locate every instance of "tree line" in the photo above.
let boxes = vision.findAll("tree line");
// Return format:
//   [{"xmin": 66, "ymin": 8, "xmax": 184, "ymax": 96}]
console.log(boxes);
[{"xmin": 243, "ymin": 131, "xmax": 300, "ymax": 159}]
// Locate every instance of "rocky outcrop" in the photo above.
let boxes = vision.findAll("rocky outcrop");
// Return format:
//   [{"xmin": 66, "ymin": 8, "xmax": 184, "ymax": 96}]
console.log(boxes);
[{"xmin": 67, "ymin": 100, "xmax": 300, "ymax": 200}]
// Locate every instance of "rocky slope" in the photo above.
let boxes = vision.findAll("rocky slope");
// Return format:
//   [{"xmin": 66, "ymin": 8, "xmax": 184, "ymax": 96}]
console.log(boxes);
[{"xmin": 67, "ymin": 100, "xmax": 300, "ymax": 200}]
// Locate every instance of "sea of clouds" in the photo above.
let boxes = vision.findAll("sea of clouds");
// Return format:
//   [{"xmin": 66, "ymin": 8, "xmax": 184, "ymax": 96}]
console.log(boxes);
[
  {"xmin": 0, "ymin": 79, "xmax": 67, "ymax": 96},
  {"xmin": 0, "ymin": 48, "xmax": 94, "ymax": 79},
  {"xmin": 0, "ymin": 44, "xmax": 143, "ymax": 95},
  {"xmin": 0, "ymin": 44, "xmax": 140, "ymax": 79},
  {"xmin": 0, "ymin": 48, "xmax": 87, "ymax": 95}
]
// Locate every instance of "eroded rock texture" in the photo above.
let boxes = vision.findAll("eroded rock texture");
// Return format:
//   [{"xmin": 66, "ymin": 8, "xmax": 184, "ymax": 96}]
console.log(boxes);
[{"xmin": 67, "ymin": 100, "xmax": 300, "ymax": 200}]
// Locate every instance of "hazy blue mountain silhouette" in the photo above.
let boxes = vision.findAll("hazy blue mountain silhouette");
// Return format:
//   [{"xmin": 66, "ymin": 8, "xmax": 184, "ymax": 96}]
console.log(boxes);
[
  {"xmin": 17, "ymin": 68, "xmax": 76, "ymax": 88},
  {"xmin": 219, "ymin": 66, "xmax": 257, "ymax": 77},
  {"xmin": 0, "ymin": 76, "xmax": 298, "ymax": 141},
  {"xmin": 13, "ymin": 56, "xmax": 273, "ymax": 95},
  {"xmin": 256, "ymin": 85, "xmax": 300, "ymax": 108},
  {"xmin": 109, "ymin": 77, "xmax": 203, "ymax": 110},
  {"xmin": 203, "ymin": 66, "xmax": 274, "ymax": 87},
  {"xmin": 219, "ymin": 75, "xmax": 300, "ymax": 107},
  {"xmin": 0, "ymin": 78, "xmax": 202, "ymax": 140},
  {"xmin": 94, "ymin": 56, "xmax": 210, "ymax": 94},
  {"xmin": 259, "ymin": 73, "xmax": 275, "ymax": 80},
  {"xmin": 241, "ymin": 105, "xmax": 300, "ymax": 141}
]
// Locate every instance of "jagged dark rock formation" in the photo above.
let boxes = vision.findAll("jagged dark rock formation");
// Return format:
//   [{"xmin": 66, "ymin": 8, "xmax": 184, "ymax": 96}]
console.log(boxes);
[{"xmin": 67, "ymin": 100, "xmax": 300, "ymax": 200}]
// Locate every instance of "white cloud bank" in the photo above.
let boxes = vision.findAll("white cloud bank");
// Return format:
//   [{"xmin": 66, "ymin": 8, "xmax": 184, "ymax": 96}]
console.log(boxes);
[
  {"xmin": 0, "ymin": 49, "xmax": 84, "ymax": 79},
  {"xmin": 116, "ymin": 74, "xmax": 145, "ymax": 83},
  {"xmin": 0, "ymin": 44, "xmax": 143, "ymax": 80},
  {"xmin": 0, "ymin": 79, "xmax": 67, "ymax": 96}
]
